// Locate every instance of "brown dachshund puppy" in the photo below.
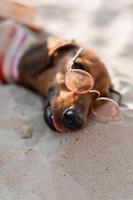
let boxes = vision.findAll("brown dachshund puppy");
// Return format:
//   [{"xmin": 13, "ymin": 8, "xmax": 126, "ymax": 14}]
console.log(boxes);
[
  {"xmin": 0, "ymin": 19, "xmax": 117, "ymax": 133},
  {"xmin": 17, "ymin": 35, "xmax": 112, "ymax": 132}
]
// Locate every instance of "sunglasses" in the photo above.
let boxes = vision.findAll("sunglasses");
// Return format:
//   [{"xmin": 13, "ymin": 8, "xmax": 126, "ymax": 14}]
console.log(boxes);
[{"xmin": 64, "ymin": 48, "xmax": 120, "ymax": 120}]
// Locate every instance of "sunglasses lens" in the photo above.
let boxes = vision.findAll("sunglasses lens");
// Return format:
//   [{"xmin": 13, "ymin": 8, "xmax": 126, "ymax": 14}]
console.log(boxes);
[
  {"xmin": 91, "ymin": 97, "xmax": 119, "ymax": 119},
  {"xmin": 65, "ymin": 69, "xmax": 94, "ymax": 94}
]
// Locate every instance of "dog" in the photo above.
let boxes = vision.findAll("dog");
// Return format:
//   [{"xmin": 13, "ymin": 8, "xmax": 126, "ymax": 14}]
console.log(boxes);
[{"xmin": 0, "ymin": 19, "xmax": 120, "ymax": 133}]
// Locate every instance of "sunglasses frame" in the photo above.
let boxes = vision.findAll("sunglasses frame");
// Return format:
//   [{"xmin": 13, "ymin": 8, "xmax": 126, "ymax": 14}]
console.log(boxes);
[
  {"xmin": 65, "ymin": 48, "xmax": 120, "ymax": 119},
  {"xmin": 91, "ymin": 97, "xmax": 120, "ymax": 118},
  {"xmin": 65, "ymin": 48, "xmax": 94, "ymax": 94}
]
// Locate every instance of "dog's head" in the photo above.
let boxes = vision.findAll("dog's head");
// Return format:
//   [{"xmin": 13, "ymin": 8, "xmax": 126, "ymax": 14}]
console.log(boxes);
[{"xmin": 44, "ymin": 39, "xmax": 112, "ymax": 132}]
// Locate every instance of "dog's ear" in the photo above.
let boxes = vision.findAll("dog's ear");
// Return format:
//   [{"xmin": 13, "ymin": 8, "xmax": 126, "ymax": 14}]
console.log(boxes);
[{"xmin": 48, "ymin": 38, "xmax": 78, "ymax": 58}]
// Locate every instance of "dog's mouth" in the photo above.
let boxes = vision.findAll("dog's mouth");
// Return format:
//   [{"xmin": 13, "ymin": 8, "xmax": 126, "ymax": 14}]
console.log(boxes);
[
  {"xmin": 44, "ymin": 87, "xmax": 67, "ymax": 132},
  {"xmin": 44, "ymin": 103, "xmax": 66, "ymax": 132}
]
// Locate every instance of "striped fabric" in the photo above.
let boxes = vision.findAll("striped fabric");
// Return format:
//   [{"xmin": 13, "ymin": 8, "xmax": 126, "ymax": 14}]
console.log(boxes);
[{"xmin": 0, "ymin": 20, "xmax": 35, "ymax": 84}]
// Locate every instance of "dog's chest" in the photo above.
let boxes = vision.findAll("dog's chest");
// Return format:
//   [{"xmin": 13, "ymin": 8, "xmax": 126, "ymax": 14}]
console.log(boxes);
[{"xmin": 0, "ymin": 20, "xmax": 35, "ymax": 84}]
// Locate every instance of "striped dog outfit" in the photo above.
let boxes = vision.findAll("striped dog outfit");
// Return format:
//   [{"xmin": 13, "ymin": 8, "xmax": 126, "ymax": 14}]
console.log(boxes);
[{"xmin": 0, "ymin": 20, "xmax": 35, "ymax": 84}]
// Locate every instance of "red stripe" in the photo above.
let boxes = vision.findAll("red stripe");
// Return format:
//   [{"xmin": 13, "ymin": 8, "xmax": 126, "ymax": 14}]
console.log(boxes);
[{"xmin": 0, "ymin": 55, "xmax": 7, "ymax": 83}]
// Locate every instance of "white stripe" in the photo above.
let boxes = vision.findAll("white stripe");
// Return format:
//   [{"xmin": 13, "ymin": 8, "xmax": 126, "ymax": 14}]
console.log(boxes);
[
  {"xmin": 3, "ymin": 26, "xmax": 24, "ymax": 82},
  {"xmin": 0, "ymin": 20, "xmax": 14, "ymax": 53}
]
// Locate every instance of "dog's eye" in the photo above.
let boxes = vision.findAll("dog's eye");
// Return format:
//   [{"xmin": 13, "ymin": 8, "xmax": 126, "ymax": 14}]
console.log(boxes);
[{"xmin": 72, "ymin": 63, "xmax": 84, "ymax": 70}]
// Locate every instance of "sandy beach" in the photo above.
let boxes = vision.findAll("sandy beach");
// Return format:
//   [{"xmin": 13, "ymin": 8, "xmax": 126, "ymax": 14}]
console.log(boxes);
[{"xmin": 0, "ymin": 0, "xmax": 133, "ymax": 199}]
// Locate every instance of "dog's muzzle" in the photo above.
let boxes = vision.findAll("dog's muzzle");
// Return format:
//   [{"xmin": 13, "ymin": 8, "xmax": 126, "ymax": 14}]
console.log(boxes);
[{"xmin": 44, "ymin": 103, "xmax": 83, "ymax": 132}]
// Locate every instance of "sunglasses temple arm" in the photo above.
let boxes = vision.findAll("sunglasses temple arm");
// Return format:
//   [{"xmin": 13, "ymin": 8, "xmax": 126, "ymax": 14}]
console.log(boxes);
[
  {"xmin": 69, "ymin": 48, "xmax": 83, "ymax": 69},
  {"xmin": 72, "ymin": 48, "xmax": 83, "ymax": 63}
]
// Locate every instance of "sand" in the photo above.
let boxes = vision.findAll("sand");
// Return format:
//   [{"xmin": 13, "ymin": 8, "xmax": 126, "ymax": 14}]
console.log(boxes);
[{"xmin": 0, "ymin": 0, "xmax": 133, "ymax": 199}]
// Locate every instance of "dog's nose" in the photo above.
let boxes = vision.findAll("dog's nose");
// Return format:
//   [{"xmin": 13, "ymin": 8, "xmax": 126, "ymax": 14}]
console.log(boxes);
[{"xmin": 62, "ymin": 107, "xmax": 83, "ymax": 130}]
